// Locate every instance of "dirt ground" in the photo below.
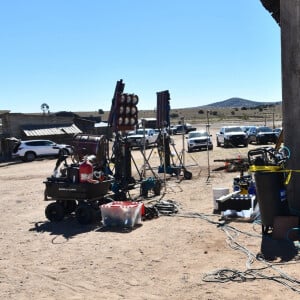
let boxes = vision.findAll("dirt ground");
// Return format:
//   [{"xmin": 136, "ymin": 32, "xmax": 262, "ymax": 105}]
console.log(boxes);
[{"xmin": 1, "ymin": 124, "xmax": 300, "ymax": 300}]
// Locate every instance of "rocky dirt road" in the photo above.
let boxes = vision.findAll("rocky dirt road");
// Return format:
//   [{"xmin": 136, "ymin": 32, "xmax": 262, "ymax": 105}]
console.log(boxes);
[{"xmin": 1, "ymin": 124, "xmax": 299, "ymax": 299}]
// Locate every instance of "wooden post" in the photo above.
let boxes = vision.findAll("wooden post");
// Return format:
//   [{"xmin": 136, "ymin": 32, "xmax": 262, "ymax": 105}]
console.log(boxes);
[{"xmin": 281, "ymin": 0, "xmax": 300, "ymax": 214}]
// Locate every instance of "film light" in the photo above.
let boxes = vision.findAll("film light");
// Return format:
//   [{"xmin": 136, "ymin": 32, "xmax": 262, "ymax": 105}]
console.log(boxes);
[{"xmin": 115, "ymin": 93, "xmax": 139, "ymax": 130}]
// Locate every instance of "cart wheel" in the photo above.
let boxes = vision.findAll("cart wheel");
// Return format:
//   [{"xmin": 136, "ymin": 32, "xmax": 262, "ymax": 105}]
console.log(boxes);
[
  {"xmin": 75, "ymin": 205, "xmax": 93, "ymax": 225},
  {"xmin": 45, "ymin": 202, "xmax": 65, "ymax": 222},
  {"xmin": 63, "ymin": 200, "xmax": 77, "ymax": 214}
]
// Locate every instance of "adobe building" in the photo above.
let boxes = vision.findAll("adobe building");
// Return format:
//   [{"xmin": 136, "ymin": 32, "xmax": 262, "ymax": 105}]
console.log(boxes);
[{"xmin": 0, "ymin": 111, "xmax": 112, "ymax": 161}]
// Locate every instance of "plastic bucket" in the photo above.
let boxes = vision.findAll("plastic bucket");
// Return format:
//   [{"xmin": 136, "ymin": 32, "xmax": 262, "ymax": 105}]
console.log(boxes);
[
  {"xmin": 212, "ymin": 187, "xmax": 230, "ymax": 213},
  {"xmin": 254, "ymin": 171, "xmax": 289, "ymax": 228}
]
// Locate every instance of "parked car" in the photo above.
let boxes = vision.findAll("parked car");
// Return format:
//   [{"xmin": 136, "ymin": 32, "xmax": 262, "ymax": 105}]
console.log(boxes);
[
  {"xmin": 169, "ymin": 123, "xmax": 197, "ymax": 135},
  {"xmin": 216, "ymin": 126, "xmax": 248, "ymax": 148},
  {"xmin": 240, "ymin": 125, "xmax": 251, "ymax": 133},
  {"xmin": 186, "ymin": 130, "xmax": 213, "ymax": 152},
  {"xmin": 273, "ymin": 127, "xmax": 282, "ymax": 138},
  {"xmin": 126, "ymin": 128, "xmax": 159, "ymax": 148},
  {"xmin": 137, "ymin": 118, "xmax": 157, "ymax": 130},
  {"xmin": 248, "ymin": 126, "xmax": 278, "ymax": 145},
  {"xmin": 12, "ymin": 139, "xmax": 73, "ymax": 162}
]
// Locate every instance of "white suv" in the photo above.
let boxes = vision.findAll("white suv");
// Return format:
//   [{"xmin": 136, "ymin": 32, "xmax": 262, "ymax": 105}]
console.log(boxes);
[
  {"xmin": 216, "ymin": 126, "xmax": 248, "ymax": 148},
  {"xmin": 187, "ymin": 130, "xmax": 213, "ymax": 152},
  {"xmin": 126, "ymin": 128, "xmax": 159, "ymax": 148},
  {"xmin": 12, "ymin": 139, "xmax": 73, "ymax": 162}
]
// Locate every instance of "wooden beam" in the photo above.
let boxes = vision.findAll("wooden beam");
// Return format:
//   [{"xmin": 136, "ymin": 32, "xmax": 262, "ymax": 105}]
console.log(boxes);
[
  {"xmin": 260, "ymin": 0, "xmax": 280, "ymax": 25},
  {"xmin": 281, "ymin": 0, "xmax": 300, "ymax": 215}
]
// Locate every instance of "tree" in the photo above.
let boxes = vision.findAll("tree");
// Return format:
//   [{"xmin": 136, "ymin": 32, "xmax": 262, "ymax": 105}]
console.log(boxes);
[
  {"xmin": 41, "ymin": 103, "xmax": 50, "ymax": 115},
  {"xmin": 98, "ymin": 109, "xmax": 104, "ymax": 114}
]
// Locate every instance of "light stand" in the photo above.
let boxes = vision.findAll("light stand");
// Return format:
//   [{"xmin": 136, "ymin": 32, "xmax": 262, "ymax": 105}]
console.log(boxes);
[
  {"xmin": 162, "ymin": 128, "xmax": 167, "ymax": 194},
  {"xmin": 206, "ymin": 110, "xmax": 211, "ymax": 183},
  {"xmin": 142, "ymin": 118, "xmax": 146, "ymax": 179},
  {"xmin": 181, "ymin": 116, "xmax": 186, "ymax": 169}
]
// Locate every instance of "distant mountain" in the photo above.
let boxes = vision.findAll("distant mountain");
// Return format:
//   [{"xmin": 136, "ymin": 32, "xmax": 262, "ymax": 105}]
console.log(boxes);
[{"xmin": 201, "ymin": 97, "xmax": 281, "ymax": 108}]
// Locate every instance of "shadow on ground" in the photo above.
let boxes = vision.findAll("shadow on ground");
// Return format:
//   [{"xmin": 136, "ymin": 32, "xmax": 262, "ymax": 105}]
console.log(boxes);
[
  {"xmin": 29, "ymin": 216, "xmax": 100, "ymax": 240},
  {"xmin": 260, "ymin": 234, "xmax": 299, "ymax": 261},
  {"xmin": 29, "ymin": 215, "xmax": 142, "ymax": 240}
]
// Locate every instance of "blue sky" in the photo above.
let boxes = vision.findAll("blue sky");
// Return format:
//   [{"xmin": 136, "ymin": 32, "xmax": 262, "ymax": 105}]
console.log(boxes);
[{"xmin": 0, "ymin": 1, "xmax": 281, "ymax": 113}]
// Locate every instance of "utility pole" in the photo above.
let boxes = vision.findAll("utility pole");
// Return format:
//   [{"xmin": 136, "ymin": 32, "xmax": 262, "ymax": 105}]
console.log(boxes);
[
  {"xmin": 260, "ymin": 0, "xmax": 300, "ymax": 214},
  {"xmin": 281, "ymin": 0, "xmax": 300, "ymax": 214}
]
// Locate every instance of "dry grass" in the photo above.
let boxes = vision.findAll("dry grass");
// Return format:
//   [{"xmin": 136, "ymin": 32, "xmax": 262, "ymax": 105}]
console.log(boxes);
[{"xmin": 76, "ymin": 103, "xmax": 283, "ymax": 128}]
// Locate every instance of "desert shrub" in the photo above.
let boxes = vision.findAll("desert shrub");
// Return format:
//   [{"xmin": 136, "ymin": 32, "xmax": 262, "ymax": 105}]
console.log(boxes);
[{"xmin": 170, "ymin": 112, "xmax": 179, "ymax": 118}]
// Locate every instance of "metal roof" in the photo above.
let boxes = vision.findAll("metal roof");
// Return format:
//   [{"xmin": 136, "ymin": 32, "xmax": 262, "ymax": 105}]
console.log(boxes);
[
  {"xmin": 260, "ymin": 0, "xmax": 280, "ymax": 25},
  {"xmin": 94, "ymin": 121, "xmax": 109, "ymax": 128},
  {"xmin": 22, "ymin": 124, "xmax": 82, "ymax": 137}
]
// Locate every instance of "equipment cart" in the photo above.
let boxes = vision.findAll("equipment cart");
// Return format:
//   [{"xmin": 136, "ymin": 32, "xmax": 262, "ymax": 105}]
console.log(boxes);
[
  {"xmin": 44, "ymin": 177, "xmax": 113, "ymax": 224},
  {"xmin": 43, "ymin": 133, "xmax": 114, "ymax": 225}
]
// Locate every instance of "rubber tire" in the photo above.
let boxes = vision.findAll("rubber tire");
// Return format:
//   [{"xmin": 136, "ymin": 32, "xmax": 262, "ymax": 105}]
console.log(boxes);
[
  {"xmin": 216, "ymin": 138, "xmax": 221, "ymax": 147},
  {"xmin": 59, "ymin": 148, "xmax": 69, "ymax": 156},
  {"xmin": 45, "ymin": 202, "xmax": 65, "ymax": 222},
  {"xmin": 63, "ymin": 200, "xmax": 77, "ymax": 214},
  {"xmin": 24, "ymin": 151, "xmax": 36, "ymax": 162},
  {"xmin": 75, "ymin": 205, "xmax": 94, "ymax": 225}
]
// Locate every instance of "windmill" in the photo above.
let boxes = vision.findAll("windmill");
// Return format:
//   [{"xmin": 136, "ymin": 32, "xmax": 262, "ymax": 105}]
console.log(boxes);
[{"xmin": 41, "ymin": 103, "xmax": 50, "ymax": 115}]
